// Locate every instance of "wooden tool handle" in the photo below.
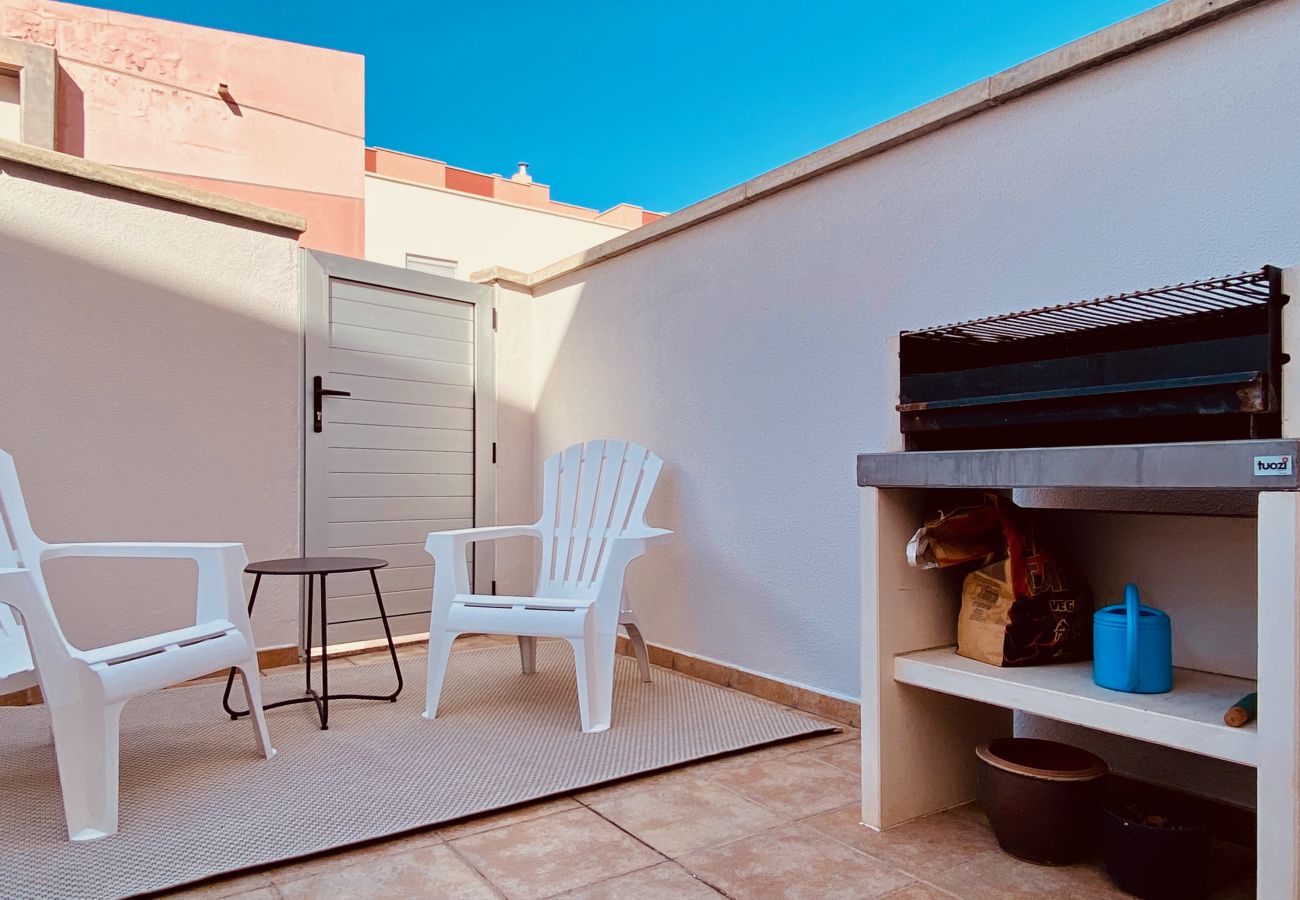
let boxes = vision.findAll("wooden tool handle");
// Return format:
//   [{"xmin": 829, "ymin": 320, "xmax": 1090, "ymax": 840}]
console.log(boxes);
[{"xmin": 1224, "ymin": 692, "xmax": 1257, "ymax": 727}]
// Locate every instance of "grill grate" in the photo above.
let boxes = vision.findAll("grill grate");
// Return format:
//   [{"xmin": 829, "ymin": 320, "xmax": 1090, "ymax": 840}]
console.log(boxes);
[{"xmin": 903, "ymin": 269, "xmax": 1273, "ymax": 345}]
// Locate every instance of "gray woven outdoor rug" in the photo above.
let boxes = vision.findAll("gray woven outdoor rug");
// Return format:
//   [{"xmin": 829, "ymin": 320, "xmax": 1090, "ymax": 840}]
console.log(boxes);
[{"xmin": 0, "ymin": 642, "xmax": 834, "ymax": 899}]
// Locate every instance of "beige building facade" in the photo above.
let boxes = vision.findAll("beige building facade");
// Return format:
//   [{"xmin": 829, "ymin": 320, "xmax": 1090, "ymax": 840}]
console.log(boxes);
[{"xmin": 364, "ymin": 148, "xmax": 659, "ymax": 279}]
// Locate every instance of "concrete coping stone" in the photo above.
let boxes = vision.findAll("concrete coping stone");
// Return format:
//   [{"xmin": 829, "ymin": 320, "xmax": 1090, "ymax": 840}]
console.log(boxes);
[
  {"xmin": 0, "ymin": 137, "xmax": 307, "ymax": 233},
  {"xmin": 469, "ymin": 266, "xmax": 533, "ymax": 289}
]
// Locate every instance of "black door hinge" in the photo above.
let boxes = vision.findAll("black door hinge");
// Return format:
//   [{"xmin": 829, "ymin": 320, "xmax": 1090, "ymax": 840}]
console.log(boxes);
[
  {"xmin": 491, "ymin": 580, "xmax": 497, "ymax": 595},
  {"xmin": 492, "ymin": 308, "xmax": 498, "ymax": 331},
  {"xmin": 491, "ymin": 442, "xmax": 497, "ymax": 463}
]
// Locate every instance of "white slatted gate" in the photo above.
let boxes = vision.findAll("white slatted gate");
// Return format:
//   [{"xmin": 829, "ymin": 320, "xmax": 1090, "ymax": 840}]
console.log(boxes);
[{"xmin": 303, "ymin": 251, "xmax": 495, "ymax": 647}]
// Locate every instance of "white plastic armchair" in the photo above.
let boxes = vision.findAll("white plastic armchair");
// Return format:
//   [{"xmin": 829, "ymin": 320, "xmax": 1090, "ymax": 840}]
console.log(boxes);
[
  {"xmin": 423, "ymin": 439, "xmax": 672, "ymax": 733},
  {"xmin": 0, "ymin": 450, "xmax": 275, "ymax": 842}
]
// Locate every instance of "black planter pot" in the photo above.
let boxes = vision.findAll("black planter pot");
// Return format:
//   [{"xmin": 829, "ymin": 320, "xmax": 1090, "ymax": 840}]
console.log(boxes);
[
  {"xmin": 1103, "ymin": 797, "xmax": 1210, "ymax": 899},
  {"xmin": 976, "ymin": 738, "xmax": 1108, "ymax": 866}
]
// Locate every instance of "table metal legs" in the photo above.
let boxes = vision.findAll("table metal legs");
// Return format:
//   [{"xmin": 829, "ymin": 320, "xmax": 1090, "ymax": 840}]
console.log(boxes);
[
  {"xmin": 316, "ymin": 570, "xmax": 405, "ymax": 720},
  {"xmin": 222, "ymin": 569, "xmax": 404, "ymax": 730}
]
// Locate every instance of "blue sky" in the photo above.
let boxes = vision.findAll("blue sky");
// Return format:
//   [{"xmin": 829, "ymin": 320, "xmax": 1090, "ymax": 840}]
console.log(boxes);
[{"xmin": 90, "ymin": 1, "xmax": 1158, "ymax": 213}]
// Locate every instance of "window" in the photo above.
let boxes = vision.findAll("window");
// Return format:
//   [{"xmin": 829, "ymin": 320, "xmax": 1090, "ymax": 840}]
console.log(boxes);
[
  {"xmin": 0, "ymin": 70, "xmax": 19, "ymax": 142},
  {"xmin": 405, "ymin": 253, "xmax": 458, "ymax": 279}
]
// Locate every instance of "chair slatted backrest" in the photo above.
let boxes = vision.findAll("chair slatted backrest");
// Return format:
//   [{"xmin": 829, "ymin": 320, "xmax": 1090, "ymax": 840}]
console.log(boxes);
[
  {"xmin": 537, "ymin": 439, "xmax": 663, "ymax": 596},
  {"xmin": 0, "ymin": 450, "xmax": 63, "ymax": 685}
]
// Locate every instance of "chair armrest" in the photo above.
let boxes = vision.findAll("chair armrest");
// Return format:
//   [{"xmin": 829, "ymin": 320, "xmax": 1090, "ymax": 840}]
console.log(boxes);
[
  {"xmin": 41, "ymin": 541, "xmax": 245, "ymax": 562},
  {"xmin": 425, "ymin": 525, "xmax": 540, "ymax": 546},
  {"xmin": 41, "ymin": 542, "xmax": 250, "ymax": 628},
  {"xmin": 618, "ymin": 528, "xmax": 674, "ymax": 547},
  {"xmin": 606, "ymin": 528, "xmax": 675, "ymax": 553},
  {"xmin": 590, "ymin": 529, "xmax": 674, "ymax": 610},
  {"xmin": 425, "ymin": 525, "xmax": 539, "ymax": 597},
  {"xmin": 424, "ymin": 525, "xmax": 540, "ymax": 560}
]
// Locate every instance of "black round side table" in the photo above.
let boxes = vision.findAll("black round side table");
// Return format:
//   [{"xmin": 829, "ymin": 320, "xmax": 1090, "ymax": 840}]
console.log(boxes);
[{"xmin": 221, "ymin": 556, "xmax": 404, "ymax": 730}]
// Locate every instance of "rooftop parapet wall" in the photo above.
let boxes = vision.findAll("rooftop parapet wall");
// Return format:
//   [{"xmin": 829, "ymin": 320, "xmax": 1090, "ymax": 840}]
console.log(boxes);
[
  {"xmin": 366, "ymin": 146, "xmax": 663, "ymax": 229},
  {"xmin": 503, "ymin": 0, "xmax": 1275, "ymax": 290}
]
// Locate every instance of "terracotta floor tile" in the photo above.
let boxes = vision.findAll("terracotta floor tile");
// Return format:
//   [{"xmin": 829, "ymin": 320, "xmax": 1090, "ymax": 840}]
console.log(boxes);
[
  {"xmin": 798, "ymin": 738, "xmax": 861, "ymax": 774},
  {"xmin": 557, "ymin": 861, "xmax": 723, "ymax": 898},
  {"xmin": 257, "ymin": 852, "xmax": 355, "ymax": 886},
  {"xmin": 369, "ymin": 826, "xmax": 445, "ymax": 854},
  {"xmin": 165, "ymin": 871, "xmax": 275, "ymax": 898},
  {"xmin": 690, "ymin": 732, "xmax": 847, "ymax": 779},
  {"xmin": 256, "ymin": 827, "xmax": 443, "ymax": 886},
  {"xmin": 928, "ymin": 848, "xmax": 1129, "ymax": 899},
  {"xmin": 803, "ymin": 804, "xmax": 997, "ymax": 879},
  {"xmin": 572, "ymin": 763, "xmax": 701, "ymax": 805},
  {"xmin": 258, "ymin": 850, "xmax": 362, "ymax": 885},
  {"xmin": 450, "ymin": 806, "xmax": 664, "ymax": 900},
  {"xmin": 951, "ymin": 801, "xmax": 987, "ymax": 821},
  {"xmin": 275, "ymin": 843, "xmax": 498, "ymax": 899},
  {"xmin": 679, "ymin": 822, "xmax": 914, "ymax": 899},
  {"xmin": 880, "ymin": 883, "xmax": 959, "ymax": 899},
  {"xmin": 705, "ymin": 752, "xmax": 860, "ymax": 819},
  {"xmin": 437, "ymin": 796, "xmax": 582, "ymax": 839},
  {"xmin": 259, "ymin": 853, "xmax": 353, "ymax": 885},
  {"xmin": 689, "ymin": 743, "xmax": 801, "ymax": 776},
  {"xmin": 799, "ymin": 718, "xmax": 860, "ymax": 740},
  {"xmin": 586, "ymin": 774, "xmax": 784, "ymax": 857}
]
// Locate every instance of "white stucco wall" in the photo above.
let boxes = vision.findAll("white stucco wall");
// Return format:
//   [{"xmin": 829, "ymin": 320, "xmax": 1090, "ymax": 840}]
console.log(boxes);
[
  {"xmin": 523, "ymin": 0, "xmax": 1299, "ymax": 765},
  {"xmin": 0, "ymin": 159, "xmax": 303, "ymax": 653},
  {"xmin": 364, "ymin": 174, "xmax": 629, "ymax": 278}
]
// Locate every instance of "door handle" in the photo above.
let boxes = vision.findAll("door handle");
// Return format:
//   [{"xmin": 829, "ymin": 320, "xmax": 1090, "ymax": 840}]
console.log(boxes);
[{"xmin": 313, "ymin": 375, "xmax": 351, "ymax": 433}]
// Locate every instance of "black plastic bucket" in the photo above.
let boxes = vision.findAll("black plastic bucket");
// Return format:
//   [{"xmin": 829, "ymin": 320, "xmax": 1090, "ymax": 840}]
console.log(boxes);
[
  {"xmin": 1103, "ymin": 796, "xmax": 1210, "ymax": 899},
  {"xmin": 975, "ymin": 738, "xmax": 1108, "ymax": 866}
]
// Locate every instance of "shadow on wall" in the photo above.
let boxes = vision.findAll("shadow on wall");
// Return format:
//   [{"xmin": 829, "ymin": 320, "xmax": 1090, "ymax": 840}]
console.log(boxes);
[
  {"xmin": 0, "ymin": 177, "xmax": 301, "ymax": 652},
  {"xmin": 54, "ymin": 62, "xmax": 83, "ymax": 156}
]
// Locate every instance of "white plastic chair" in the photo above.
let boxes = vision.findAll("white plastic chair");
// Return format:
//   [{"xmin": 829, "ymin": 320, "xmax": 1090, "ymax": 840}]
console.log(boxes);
[
  {"xmin": 423, "ymin": 439, "xmax": 672, "ymax": 733},
  {"xmin": 0, "ymin": 602, "xmax": 36, "ymax": 698},
  {"xmin": 0, "ymin": 450, "xmax": 275, "ymax": 841}
]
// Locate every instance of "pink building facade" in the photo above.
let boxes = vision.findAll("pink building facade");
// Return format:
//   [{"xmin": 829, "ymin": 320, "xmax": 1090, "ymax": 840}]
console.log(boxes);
[
  {"xmin": 0, "ymin": 0, "xmax": 366, "ymax": 255},
  {"xmin": 0, "ymin": 0, "xmax": 658, "ymax": 258}
]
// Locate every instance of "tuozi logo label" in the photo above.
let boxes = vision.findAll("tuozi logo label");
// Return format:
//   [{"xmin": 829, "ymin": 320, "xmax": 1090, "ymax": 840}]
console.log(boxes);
[{"xmin": 1254, "ymin": 455, "xmax": 1294, "ymax": 476}]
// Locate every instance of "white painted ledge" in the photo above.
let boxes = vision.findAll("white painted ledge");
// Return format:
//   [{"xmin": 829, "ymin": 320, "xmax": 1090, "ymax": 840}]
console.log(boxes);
[
  {"xmin": 896, "ymin": 647, "xmax": 1257, "ymax": 766},
  {"xmin": 0, "ymin": 138, "xmax": 306, "ymax": 233}
]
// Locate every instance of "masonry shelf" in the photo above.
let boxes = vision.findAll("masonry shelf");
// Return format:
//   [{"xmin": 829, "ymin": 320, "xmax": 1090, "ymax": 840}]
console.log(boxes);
[{"xmin": 894, "ymin": 647, "xmax": 1257, "ymax": 767}]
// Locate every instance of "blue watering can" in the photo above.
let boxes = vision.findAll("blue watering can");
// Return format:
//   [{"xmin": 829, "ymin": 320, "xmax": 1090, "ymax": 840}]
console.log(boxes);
[{"xmin": 1093, "ymin": 583, "xmax": 1172, "ymax": 694}]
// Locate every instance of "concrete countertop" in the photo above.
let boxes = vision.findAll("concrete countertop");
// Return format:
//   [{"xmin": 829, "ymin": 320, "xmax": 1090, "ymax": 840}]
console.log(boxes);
[{"xmin": 856, "ymin": 439, "xmax": 1300, "ymax": 490}]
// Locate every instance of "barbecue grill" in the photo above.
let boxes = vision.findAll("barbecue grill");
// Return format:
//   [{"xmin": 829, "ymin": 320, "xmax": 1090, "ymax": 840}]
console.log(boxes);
[{"xmin": 898, "ymin": 267, "xmax": 1289, "ymax": 450}]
